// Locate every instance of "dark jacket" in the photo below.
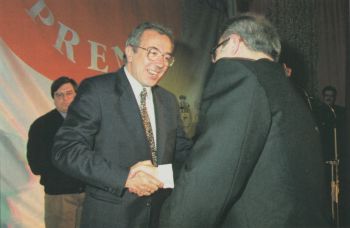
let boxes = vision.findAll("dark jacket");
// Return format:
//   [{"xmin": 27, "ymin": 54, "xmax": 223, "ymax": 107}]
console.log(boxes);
[
  {"xmin": 52, "ymin": 68, "xmax": 193, "ymax": 228},
  {"xmin": 27, "ymin": 109, "xmax": 86, "ymax": 195}
]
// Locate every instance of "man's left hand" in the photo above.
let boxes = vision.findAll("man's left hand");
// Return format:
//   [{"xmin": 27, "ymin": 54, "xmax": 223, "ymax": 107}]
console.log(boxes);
[{"xmin": 129, "ymin": 160, "xmax": 158, "ymax": 178}]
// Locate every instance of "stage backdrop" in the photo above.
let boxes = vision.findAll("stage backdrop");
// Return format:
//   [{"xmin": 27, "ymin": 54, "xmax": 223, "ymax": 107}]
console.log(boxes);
[{"xmin": 0, "ymin": 0, "xmax": 227, "ymax": 227}]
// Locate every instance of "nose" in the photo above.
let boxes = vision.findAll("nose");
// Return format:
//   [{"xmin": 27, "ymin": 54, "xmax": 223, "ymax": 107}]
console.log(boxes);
[
  {"xmin": 153, "ymin": 55, "xmax": 166, "ymax": 68},
  {"xmin": 62, "ymin": 93, "xmax": 71, "ymax": 101}
]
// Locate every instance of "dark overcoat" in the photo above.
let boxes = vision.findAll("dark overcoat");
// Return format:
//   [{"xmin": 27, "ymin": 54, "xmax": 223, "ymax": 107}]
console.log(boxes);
[{"xmin": 160, "ymin": 58, "xmax": 330, "ymax": 228}]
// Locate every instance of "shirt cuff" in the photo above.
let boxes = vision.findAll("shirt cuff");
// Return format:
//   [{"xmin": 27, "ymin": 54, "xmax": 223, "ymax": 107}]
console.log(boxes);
[{"xmin": 158, "ymin": 164, "xmax": 174, "ymax": 188}]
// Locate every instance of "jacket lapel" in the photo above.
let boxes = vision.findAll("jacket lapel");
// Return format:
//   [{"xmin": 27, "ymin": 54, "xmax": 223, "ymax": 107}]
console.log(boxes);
[
  {"xmin": 113, "ymin": 69, "xmax": 151, "ymax": 160},
  {"xmin": 153, "ymin": 87, "xmax": 167, "ymax": 165}
]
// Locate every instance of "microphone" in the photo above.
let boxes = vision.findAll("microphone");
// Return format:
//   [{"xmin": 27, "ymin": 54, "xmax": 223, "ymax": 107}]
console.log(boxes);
[
  {"xmin": 308, "ymin": 97, "xmax": 337, "ymax": 119},
  {"xmin": 296, "ymin": 86, "xmax": 336, "ymax": 118}
]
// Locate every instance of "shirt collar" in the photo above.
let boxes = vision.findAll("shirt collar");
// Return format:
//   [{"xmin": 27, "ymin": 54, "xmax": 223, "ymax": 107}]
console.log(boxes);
[
  {"xmin": 58, "ymin": 111, "xmax": 66, "ymax": 119},
  {"xmin": 124, "ymin": 66, "xmax": 152, "ymax": 98}
]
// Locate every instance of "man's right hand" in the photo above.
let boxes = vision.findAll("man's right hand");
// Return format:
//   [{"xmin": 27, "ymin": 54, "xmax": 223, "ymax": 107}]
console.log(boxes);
[{"xmin": 125, "ymin": 170, "xmax": 163, "ymax": 197}]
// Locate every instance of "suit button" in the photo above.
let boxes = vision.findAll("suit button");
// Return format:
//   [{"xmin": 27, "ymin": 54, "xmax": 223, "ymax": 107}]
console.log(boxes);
[{"xmin": 146, "ymin": 203, "xmax": 152, "ymax": 207}]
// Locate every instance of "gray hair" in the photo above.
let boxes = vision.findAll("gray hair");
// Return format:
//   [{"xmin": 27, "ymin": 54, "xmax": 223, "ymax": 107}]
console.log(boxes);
[
  {"xmin": 220, "ymin": 13, "xmax": 281, "ymax": 61},
  {"xmin": 123, "ymin": 21, "xmax": 174, "ymax": 64}
]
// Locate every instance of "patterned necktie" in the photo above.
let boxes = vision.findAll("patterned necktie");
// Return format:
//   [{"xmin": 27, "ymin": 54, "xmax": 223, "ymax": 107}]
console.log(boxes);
[{"xmin": 140, "ymin": 88, "xmax": 157, "ymax": 166}]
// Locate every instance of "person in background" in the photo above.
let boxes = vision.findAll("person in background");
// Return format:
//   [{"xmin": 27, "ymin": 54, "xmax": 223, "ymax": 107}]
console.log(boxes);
[
  {"xmin": 322, "ymin": 86, "xmax": 346, "ymax": 115},
  {"xmin": 51, "ymin": 22, "xmax": 192, "ymax": 228},
  {"xmin": 159, "ymin": 13, "xmax": 330, "ymax": 228},
  {"xmin": 314, "ymin": 86, "xmax": 346, "ymax": 162},
  {"xmin": 313, "ymin": 85, "xmax": 347, "ymax": 226},
  {"xmin": 27, "ymin": 76, "xmax": 85, "ymax": 228}
]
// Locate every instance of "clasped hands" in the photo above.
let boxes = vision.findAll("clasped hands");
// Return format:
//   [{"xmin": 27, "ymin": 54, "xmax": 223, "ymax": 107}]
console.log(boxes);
[{"xmin": 125, "ymin": 160, "xmax": 163, "ymax": 197}]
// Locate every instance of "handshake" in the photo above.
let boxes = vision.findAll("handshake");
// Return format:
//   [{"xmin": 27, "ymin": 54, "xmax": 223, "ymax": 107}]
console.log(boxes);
[{"xmin": 125, "ymin": 160, "xmax": 169, "ymax": 197}]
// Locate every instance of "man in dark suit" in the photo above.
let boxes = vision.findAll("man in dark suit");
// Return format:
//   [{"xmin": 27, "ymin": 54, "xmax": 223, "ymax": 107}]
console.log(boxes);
[
  {"xmin": 313, "ymin": 86, "xmax": 346, "ymax": 167},
  {"xmin": 52, "ymin": 22, "xmax": 192, "ymax": 227},
  {"xmin": 313, "ymin": 86, "xmax": 347, "ymax": 226},
  {"xmin": 159, "ymin": 13, "xmax": 330, "ymax": 227},
  {"xmin": 27, "ymin": 77, "xmax": 86, "ymax": 228}
]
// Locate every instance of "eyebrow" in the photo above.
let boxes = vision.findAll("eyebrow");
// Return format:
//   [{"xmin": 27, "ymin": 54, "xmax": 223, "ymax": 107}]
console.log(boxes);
[
  {"xmin": 148, "ymin": 46, "xmax": 173, "ymax": 56},
  {"xmin": 55, "ymin": 90, "xmax": 74, "ymax": 94}
]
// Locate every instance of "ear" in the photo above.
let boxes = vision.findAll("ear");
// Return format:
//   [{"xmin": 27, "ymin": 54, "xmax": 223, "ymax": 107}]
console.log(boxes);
[
  {"xmin": 229, "ymin": 34, "xmax": 241, "ymax": 56},
  {"xmin": 125, "ymin": 46, "xmax": 134, "ymax": 63}
]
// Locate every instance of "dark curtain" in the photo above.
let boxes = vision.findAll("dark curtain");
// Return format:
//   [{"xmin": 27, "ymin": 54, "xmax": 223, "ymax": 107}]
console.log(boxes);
[
  {"xmin": 318, "ymin": 0, "xmax": 347, "ymax": 107},
  {"xmin": 248, "ymin": 0, "xmax": 267, "ymax": 15},
  {"xmin": 246, "ymin": 0, "xmax": 347, "ymax": 105},
  {"xmin": 266, "ymin": 0, "xmax": 319, "ymax": 98},
  {"xmin": 346, "ymin": 1, "xmax": 350, "ymax": 227}
]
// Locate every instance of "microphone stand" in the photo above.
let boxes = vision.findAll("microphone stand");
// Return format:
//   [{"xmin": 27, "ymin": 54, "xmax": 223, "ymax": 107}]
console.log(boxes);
[
  {"xmin": 298, "ymin": 88, "xmax": 339, "ymax": 227},
  {"xmin": 326, "ymin": 107, "xmax": 339, "ymax": 228}
]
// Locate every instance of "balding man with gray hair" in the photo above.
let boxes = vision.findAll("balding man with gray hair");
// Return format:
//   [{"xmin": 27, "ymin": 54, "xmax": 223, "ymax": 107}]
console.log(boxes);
[{"xmin": 159, "ymin": 13, "xmax": 330, "ymax": 228}]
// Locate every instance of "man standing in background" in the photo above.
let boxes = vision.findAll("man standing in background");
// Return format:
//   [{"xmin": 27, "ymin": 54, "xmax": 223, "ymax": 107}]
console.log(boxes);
[
  {"xmin": 27, "ymin": 76, "xmax": 85, "ymax": 228},
  {"xmin": 314, "ymin": 85, "xmax": 346, "ymax": 162},
  {"xmin": 314, "ymin": 85, "xmax": 347, "ymax": 226}
]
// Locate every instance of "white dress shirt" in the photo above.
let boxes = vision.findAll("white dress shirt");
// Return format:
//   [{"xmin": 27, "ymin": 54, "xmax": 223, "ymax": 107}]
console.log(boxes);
[{"xmin": 124, "ymin": 67, "xmax": 174, "ymax": 188}]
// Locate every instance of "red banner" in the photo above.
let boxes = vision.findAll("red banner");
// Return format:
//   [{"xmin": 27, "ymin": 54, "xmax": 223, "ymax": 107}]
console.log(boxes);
[{"xmin": 0, "ymin": 0, "xmax": 183, "ymax": 83}]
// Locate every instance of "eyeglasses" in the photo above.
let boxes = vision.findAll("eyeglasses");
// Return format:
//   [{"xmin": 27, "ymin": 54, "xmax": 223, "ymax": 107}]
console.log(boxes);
[
  {"xmin": 210, "ymin": 38, "xmax": 230, "ymax": 62},
  {"xmin": 134, "ymin": 46, "xmax": 175, "ymax": 67},
  {"xmin": 54, "ymin": 90, "xmax": 76, "ymax": 100}
]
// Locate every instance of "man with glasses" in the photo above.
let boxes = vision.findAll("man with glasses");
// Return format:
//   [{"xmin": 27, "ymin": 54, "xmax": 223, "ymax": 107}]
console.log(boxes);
[
  {"xmin": 159, "ymin": 13, "xmax": 329, "ymax": 227},
  {"xmin": 27, "ymin": 76, "xmax": 85, "ymax": 228},
  {"xmin": 52, "ymin": 22, "xmax": 192, "ymax": 228}
]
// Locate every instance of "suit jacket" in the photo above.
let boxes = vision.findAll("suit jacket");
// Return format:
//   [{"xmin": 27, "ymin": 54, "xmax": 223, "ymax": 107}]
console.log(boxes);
[
  {"xmin": 159, "ymin": 58, "xmax": 330, "ymax": 228},
  {"xmin": 27, "ymin": 109, "xmax": 85, "ymax": 194},
  {"xmin": 52, "ymin": 68, "xmax": 192, "ymax": 228}
]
